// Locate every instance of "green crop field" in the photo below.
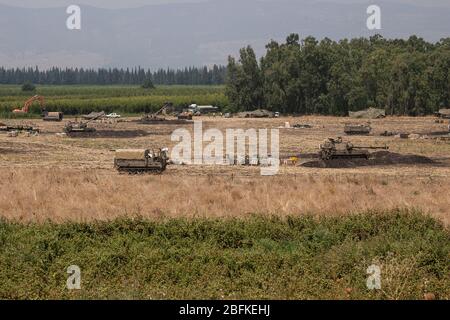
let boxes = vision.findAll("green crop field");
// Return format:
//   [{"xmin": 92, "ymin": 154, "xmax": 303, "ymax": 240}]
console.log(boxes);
[
  {"xmin": 0, "ymin": 85, "xmax": 227, "ymax": 117},
  {"xmin": 0, "ymin": 210, "xmax": 448, "ymax": 300}
]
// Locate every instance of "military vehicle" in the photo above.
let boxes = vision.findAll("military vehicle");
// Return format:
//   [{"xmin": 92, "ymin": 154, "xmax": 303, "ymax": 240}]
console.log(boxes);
[
  {"xmin": 237, "ymin": 109, "xmax": 274, "ymax": 118},
  {"xmin": 293, "ymin": 124, "xmax": 312, "ymax": 129},
  {"xmin": 64, "ymin": 121, "xmax": 96, "ymax": 134},
  {"xmin": 0, "ymin": 124, "xmax": 39, "ymax": 133},
  {"xmin": 82, "ymin": 111, "xmax": 106, "ymax": 120},
  {"xmin": 319, "ymin": 137, "xmax": 388, "ymax": 161},
  {"xmin": 344, "ymin": 124, "xmax": 372, "ymax": 135},
  {"xmin": 138, "ymin": 102, "xmax": 191, "ymax": 124},
  {"xmin": 139, "ymin": 102, "xmax": 171, "ymax": 123},
  {"xmin": 141, "ymin": 106, "xmax": 168, "ymax": 122},
  {"xmin": 177, "ymin": 111, "xmax": 193, "ymax": 120},
  {"xmin": 64, "ymin": 113, "xmax": 104, "ymax": 134},
  {"xmin": 114, "ymin": 148, "xmax": 169, "ymax": 174},
  {"xmin": 435, "ymin": 108, "xmax": 450, "ymax": 119},
  {"xmin": 42, "ymin": 110, "xmax": 64, "ymax": 122}
]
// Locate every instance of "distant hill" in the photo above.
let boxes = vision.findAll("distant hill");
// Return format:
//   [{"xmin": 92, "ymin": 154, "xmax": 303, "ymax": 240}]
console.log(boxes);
[{"xmin": 0, "ymin": 0, "xmax": 448, "ymax": 68}]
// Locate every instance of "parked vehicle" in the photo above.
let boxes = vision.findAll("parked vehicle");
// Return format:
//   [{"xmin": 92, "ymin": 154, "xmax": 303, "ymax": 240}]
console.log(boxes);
[
  {"xmin": 114, "ymin": 148, "xmax": 169, "ymax": 174},
  {"xmin": 106, "ymin": 113, "xmax": 121, "ymax": 118}
]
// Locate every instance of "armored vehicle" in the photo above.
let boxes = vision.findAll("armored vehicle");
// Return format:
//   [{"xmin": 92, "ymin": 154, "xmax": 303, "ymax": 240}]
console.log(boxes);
[
  {"xmin": 344, "ymin": 124, "xmax": 372, "ymax": 135},
  {"xmin": 114, "ymin": 148, "xmax": 168, "ymax": 174},
  {"xmin": 63, "ymin": 112, "xmax": 105, "ymax": 134},
  {"xmin": 138, "ymin": 102, "xmax": 191, "ymax": 124},
  {"xmin": 319, "ymin": 137, "xmax": 388, "ymax": 161},
  {"xmin": 64, "ymin": 121, "xmax": 96, "ymax": 134}
]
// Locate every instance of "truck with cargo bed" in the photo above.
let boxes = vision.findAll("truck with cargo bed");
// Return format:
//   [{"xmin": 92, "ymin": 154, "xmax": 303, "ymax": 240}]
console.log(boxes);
[{"xmin": 114, "ymin": 149, "xmax": 168, "ymax": 174}]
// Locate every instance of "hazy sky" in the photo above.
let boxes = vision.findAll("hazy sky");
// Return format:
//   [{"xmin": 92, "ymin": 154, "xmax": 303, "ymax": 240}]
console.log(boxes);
[
  {"xmin": 1, "ymin": 0, "xmax": 450, "ymax": 9},
  {"xmin": 0, "ymin": 0, "xmax": 448, "ymax": 68},
  {"xmin": 0, "ymin": 0, "xmax": 204, "ymax": 8}
]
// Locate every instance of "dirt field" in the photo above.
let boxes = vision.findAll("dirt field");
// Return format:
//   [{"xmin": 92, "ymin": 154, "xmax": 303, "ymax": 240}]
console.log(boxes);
[{"xmin": 1, "ymin": 115, "xmax": 450, "ymax": 224}]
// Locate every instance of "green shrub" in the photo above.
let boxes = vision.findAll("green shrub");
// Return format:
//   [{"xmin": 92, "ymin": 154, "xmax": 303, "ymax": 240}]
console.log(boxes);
[
  {"xmin": 21, "ymin": 82, "xmax": 36, "ymax": 92},
  {"xmin": 141, "ymin": 79, "xmax": 155, "ymax": 89},
  {"xmin": 0, "ymin": 210, "xmax": 448, "ymax": 299}
]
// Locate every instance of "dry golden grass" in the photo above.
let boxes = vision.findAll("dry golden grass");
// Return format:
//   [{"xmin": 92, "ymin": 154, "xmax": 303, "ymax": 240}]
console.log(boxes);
[
  {"xmin": 1, "ymin": 168, "xmax": 449, "ymax": 224},
  {"xmin": 1, "ymin": 116, "xmax": 450, "ymax": 224}
]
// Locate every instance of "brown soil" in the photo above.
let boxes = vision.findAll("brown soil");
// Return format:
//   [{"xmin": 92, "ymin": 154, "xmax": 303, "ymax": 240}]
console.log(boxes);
[
  {"xmin": 302, "ymin": 151, "xmax": 435, "ymax": 168},
  {"xmin": 135, "ymin": 119, "xmax": 193, "ymax": 125}
]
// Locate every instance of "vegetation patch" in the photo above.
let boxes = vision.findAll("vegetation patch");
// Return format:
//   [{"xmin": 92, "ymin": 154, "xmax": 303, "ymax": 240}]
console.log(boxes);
[
  {"xmin": 0, "ymin": 210, "xmax": 448, "ymax": 299},
  {"xmin": 0, "ymin": 85, "xmax": 227, "ymax": 117}
]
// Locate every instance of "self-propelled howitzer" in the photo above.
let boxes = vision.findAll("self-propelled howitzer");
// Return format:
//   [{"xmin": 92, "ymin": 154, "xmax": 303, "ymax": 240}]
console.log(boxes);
[{"xmin": 319, "ymin": 137, "xmax": 389, "ymax": 161}]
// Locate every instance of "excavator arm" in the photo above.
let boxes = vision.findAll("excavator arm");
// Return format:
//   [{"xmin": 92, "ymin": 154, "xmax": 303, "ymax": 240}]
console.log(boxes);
[
  {"xmin": 153, "ymin": 102, "xmax": 172, "ymax": 116},
  {"xmin": 13, "ymin": 95, "xmax": 45, "ymax": 114}
]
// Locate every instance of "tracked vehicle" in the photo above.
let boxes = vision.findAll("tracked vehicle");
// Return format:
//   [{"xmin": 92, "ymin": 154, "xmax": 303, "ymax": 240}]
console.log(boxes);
[
  {"xmin": 64, "ymin": 121, "xmax": 96, "ymax": 133},
  {"xmin": 114, "ymin": 148, "xmax": 169, "ymax": 174},
  {"xmin": 138, "ymin": 102, "xmax": 191, "ymax": 124},
  {"xmin": 319, "ymin": 137, "xmax": 388, "ymax": 161},
  {"xmin": 139, "ymin": 102, "xmax": 171, "ymax": 123},
  {"xmin": 63, "ymin": 112, "xmax": 104, "ymax": 134},
  {"xmin": 344, "ymin": 124, "xmax": 372, "ymax": 135}
]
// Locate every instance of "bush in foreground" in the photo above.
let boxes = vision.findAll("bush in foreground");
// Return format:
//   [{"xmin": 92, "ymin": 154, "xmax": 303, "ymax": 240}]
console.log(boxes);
[{"xmin": 0, "ymin": 210, "xmax": 448, "ymax": 299}]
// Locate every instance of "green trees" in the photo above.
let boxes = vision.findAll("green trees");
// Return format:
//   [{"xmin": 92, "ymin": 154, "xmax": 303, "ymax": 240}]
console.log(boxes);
[
  {"xmin": 141, "ymin": 78, "xmax": 155, "ymax": 89},
  {"xmin": 0, "ymin": 65, "xmax": 227, "ymax": 86},
  {"xmin": 427, "ymin": 41, "xmax": 450, "ymax": 110},
  {"xmin": 226, "ymin": 34, "xmax": 450, "ymax": 116},
  {"xmin": 226, "ymin": 46, "xmax": 263, "ymax": 111}
]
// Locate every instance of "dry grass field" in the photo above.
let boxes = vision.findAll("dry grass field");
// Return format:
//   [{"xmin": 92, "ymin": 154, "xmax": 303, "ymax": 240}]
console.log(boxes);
[
  {"xmin": 1, "ymin": 115, "xmax": 450, "ymax": 224},
  {"xmin": 1, "ymin": 115, "xmax": 449, "ymax": 300}
]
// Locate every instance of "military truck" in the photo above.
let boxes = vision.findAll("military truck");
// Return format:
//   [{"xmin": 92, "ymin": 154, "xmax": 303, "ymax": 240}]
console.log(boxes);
[
  {"xmin": 114, "ymin": 148, "xmax": 169, "ymax": 174},
  {"xmin": 319, "ymin": 137, "xmax": 388, "ymax": 161},
  {"xmin": 344, "ymin": 124, "xmax": 372, "ymax": 135},
  {"xmin": 42, "ymin": 111, "xmax": 64, "ymax": 122}
]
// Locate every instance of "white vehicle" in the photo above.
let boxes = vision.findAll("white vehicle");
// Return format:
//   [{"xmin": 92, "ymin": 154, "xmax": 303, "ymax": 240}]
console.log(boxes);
[{"xmin": 106, "ymin": 113, "xmax": 121, "ymax": 118}]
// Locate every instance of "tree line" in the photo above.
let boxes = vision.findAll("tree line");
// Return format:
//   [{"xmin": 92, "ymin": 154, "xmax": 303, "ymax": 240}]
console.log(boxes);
[
  {"xmin": 0, "ymin": 65, "xmax": 226, "ymax": 86},
  {"xmin": 226, "ymin": 34, "xmax": 450, "ymax": 116}
]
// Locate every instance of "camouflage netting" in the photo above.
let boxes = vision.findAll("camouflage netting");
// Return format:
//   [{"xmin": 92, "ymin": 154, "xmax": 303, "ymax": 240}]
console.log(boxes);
[
  {"xmin": 115, "ymin": 149, "xmax": 148, "ymax": 160},
  {"xmin": 437, "ymin": 109, "xmax": 450, "ymax": 117},
  {"xmin": 349, "ymin": 108, "xmax": 386, "ymax": 119},
  {"xmin": 237, "ymin": 109, "xmax": 273, "ymax": 118},
  {"xmin": 82, "ymin": 111, "xmax": 106, "ymax": 119}
]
